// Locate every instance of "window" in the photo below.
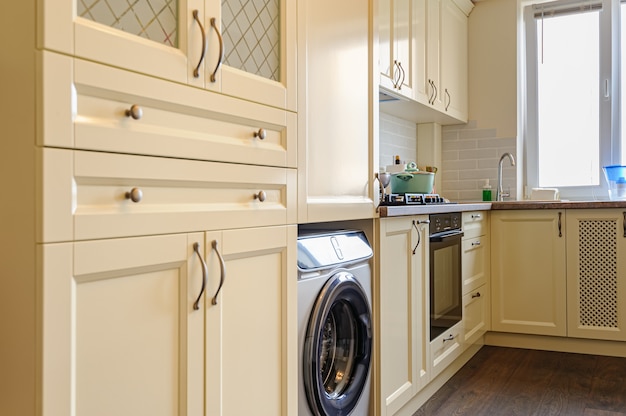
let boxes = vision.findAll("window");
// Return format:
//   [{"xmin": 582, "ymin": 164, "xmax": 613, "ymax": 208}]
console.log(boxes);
[{"xmin": 524, "ymin": 0, "xmax": 626, "ymax": 199}]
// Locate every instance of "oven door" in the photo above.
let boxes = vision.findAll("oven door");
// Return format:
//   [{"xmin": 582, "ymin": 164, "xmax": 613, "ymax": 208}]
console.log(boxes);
[{"xmin": 429, "ymin": 230, "xmax": 464, "ymax": 340}]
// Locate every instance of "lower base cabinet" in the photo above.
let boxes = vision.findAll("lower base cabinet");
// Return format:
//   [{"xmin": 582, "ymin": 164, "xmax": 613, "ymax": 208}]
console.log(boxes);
[
  {"xmin": 40, "ymin": 226, "xmax": 296, "ymax": 416},
  {"xmin": 376, "ymin": 216, "xmax": 430, "ymax": 416},
  {"xmin": 429, "ymin": 323, "xmax": 463, "ymax": 381},
  {"xmin": 462, "ymin": 285, "xmax": 489, "ymax": 347}
]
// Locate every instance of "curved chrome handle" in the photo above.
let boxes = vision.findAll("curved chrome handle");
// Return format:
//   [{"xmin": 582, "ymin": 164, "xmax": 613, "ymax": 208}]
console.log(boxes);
[
  {"xmin": 209, "ymin": 18, "xmax": 223, "ymax": 83},
  {"xmin": 125, "ymin": 187, "xmax": 143, "ymax": 203},
  {"xmin": 428, "ymin": 80, "xmax": 435, "ymax": 104},
  {"xmin": 411, "ymin": 219, "xmax": 430, "ymax": 255},
  {"xmin": 192, "ymin": 242, "xmax": 207, "ymax": 310},
  {"xmin": 445, "ymin": 88, "xmax": 451, "ymax": 111},
  {"xmin": 254, "ymin": 128, "xmax": 267, "ymax": 140},
  {"xmin": 397, "ymin": 61, "xmax": 406, "ymax": 90},
  {"xmin": 254, "ymin": 190, "xmax": 267, "ymax": 202},
  {"xmin": 192, "ymin": 10, "xmax": 206, "ymax": 78},
  {"xmin": 472, "ymin": 291, "xmax": 482, "ymax": 299},
  {"xmin": 443, "ymin": 334, "xmax": 456, "ymax": 343},
  {"xmin": 125, "ymin": 105, "xmax": 143, "ymax": 120},
  {"xmin": 392, "ymin": 61, "xmax": 401, "ymax": 89},
  {"xmin": 211, "ymin": 240, "xmax": 226, "ymax": 305},
  {"xmin": 432, "ymin": 81, "xmax": 438, "ymax": 103}
]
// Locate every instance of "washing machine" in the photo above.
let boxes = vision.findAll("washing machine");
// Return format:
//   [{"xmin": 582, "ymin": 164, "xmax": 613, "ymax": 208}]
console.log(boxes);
[{"xmin": 297, "ymin": 230, "xmax": 373, "ymax": 416}]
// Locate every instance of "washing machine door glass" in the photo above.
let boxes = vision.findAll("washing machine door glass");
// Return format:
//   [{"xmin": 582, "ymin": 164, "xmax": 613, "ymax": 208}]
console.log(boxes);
[{"xmin": 303, "ymin": 272, "xmax": 372, "ymax": 416}]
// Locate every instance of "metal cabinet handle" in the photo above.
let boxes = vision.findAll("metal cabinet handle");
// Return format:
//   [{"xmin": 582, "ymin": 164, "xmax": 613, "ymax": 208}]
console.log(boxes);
[
  {"xmin": 623, "ymin": 212, "xmax": 626, "ymax": 237},
  {"xmin": 393, "ymin": 60, "xmax": 401, "ymax": 89},
  {"xmin": 192, "ymin": 242, "xmax": 207, "ymax": 310},
  {"xmin": 254, "ymin": 190, "xmax": 267, "ymax": 202},
  {"xmin": 471, "ymin": 213, "xmax": 482, "ymax": 219},
  {"xmin": 472, "ymin": 291, "xmax": 482, "ymax": 299},
  {"xmin": 471, "ymin": 240, "xmax": 481, "ymax": 247},
  {"xmin": 432, "ymin": 82, "xmax": 438, "ymax": 103},
  {"xmin": 428, "ymin": 79, "xmax": 434, "ymax": 104},
  {"xmin": 443, "ymin": 334, "xmax": 456, "ymax": 343},
  {"xmin": 209, "ymin": 17, "xmax": 223, "ymax": 83},
  {"xmin": 445, "ymin": 88, "xmax": 451, "ymax": 111},
  {"xmin": 397, "ymin": 61, "xmax": 406, "ymax": 90},
  {"xmin": 211, "ymin": 240, "xmax": 226, "ymax": 305},
  {"xmin": 254, "ymin": 128, "xmax": 267, "ymax": 140},
  {"xmin": 125, "ymin": 105, "xmax": 143, "ymax": 120},
  {"xmin": 125, "ymin": 187, "xmax": 143, "ymax": 203},
  {"xmin": 558, "ymin": 212, "xmax": 562, "ymax": 237},
  {"xmin": 411, "ymin": 219, "xmax": 430, "ymax": 255},
  {"xmin": 192, "ymin": 10, "xmax": 206, "ymax": 78}
]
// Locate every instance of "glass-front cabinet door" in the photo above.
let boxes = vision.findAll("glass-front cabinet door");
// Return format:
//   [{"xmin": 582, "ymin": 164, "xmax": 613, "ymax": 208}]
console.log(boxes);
[{"xmin": 39, "ymin": 0, "xmax": 295, "ymax": 110}]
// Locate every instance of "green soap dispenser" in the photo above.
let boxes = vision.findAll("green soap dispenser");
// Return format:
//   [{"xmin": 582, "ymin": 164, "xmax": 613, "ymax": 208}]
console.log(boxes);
[{"xmin": 482, "ymin": 179, "xmax": 492, "ymax": 201}]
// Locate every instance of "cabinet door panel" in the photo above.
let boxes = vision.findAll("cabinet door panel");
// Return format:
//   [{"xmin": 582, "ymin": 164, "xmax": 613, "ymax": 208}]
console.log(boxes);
[
  {"xmin": 205, "ymin": 226, "xmax": 297, "ymax": 416},
  {"xmin": 566, "ymin": 209, "xmax": 626, "ymax": 341},
  {"xmin": 378, "ymin": 217, "xmax": 429, "ymax": 415},
  {"xmin": 40, "ymin": 234, "xmax": 204, "ymax": 416},
  {"xmin": 491, "ymin": 211, "xmax": 567, "ymax": 336}
]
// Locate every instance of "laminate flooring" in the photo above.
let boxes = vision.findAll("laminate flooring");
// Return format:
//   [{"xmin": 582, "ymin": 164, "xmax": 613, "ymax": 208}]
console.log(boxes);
[{"xmin": 414, "ymin": 346, "xmax": 626, "ymax": 416}]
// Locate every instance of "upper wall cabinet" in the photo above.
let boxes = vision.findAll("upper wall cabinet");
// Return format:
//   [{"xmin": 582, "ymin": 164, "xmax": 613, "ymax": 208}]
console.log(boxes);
[
  {"xmin": 379, "ymin": 0, "xmax": 473, "ymax": 125},
  {"xmin": 297, "ymin": 0, "xmax": 375, "ymax": 223},
  {"xmin": 39, "ymin": 0, "xmax": 296, "ymax": 111},
  {"xmin": 379, "ymin": 0, "xmax": 424, "ymax": 99}
]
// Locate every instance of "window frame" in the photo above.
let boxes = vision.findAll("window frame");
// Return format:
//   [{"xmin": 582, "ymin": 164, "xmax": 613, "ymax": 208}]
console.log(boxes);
[{"xmin": 523, "ymin": 0, "xmax": 621, "ymax": 200}]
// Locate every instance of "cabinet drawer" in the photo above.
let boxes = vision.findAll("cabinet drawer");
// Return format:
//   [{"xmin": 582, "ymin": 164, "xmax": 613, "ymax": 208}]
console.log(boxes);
[
  {"xmin": 462, "ymin": 211, "xmax": 488, "ymax": 238},
  {"xmin": 462, "ymin": 286, "xmax": 489, "ymax": 347},
  {"xmin": 462, "ymin": 235, "xmax": 489, "ymax": 294},
  {"xmin": 39, "ymin": 149, "xmax": 296, "ymax": 242},
  {"xmin": 430, "ymin": 323, "xmax": 463, "ymax": 380},
  {"xmin": 40, "ymin": 52, "xmax": 296, "ymax": 168}
]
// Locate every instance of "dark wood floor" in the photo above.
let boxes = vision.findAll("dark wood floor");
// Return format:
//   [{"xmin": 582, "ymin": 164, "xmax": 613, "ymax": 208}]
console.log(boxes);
[{"xmin": 414, "ymin": 346, "xmax": 626, "ymax": 416}]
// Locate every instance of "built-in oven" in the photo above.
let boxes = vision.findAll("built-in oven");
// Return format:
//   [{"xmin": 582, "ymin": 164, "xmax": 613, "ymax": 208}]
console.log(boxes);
[{"xmin": 429, "ymin": 212, "xmax": 463, "ymax": 341}]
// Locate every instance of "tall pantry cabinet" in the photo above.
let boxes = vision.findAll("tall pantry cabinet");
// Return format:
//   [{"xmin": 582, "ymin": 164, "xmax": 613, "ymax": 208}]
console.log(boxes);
[{"xmin": 3, "ymin": 1, "xmax": 297, "ymax": 415}]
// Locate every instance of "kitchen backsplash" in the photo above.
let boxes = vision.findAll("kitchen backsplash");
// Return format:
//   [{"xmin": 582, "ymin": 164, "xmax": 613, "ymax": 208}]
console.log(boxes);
[
  {"xmin": 441, "ymin": 121, "xmax": 517, "ymax": 201},
  {"xmin": 379, "ymin": 112, "xmax": 417, "ymax": 168}
]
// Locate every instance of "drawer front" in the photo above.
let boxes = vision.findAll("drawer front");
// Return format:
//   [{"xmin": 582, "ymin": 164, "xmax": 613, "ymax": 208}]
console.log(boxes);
[
  {"xmin": 39, "ymin": 149, "xmax": 296, "ymax": 242},
  {"xmin": 430, "ymin": 324, "xmax": 463, "ymax": 379},
  {"xmin": 462, "ymin": 211, "xmax": 488, "ymax": 238},
  {"xmin": 40, "ymin": 52, "xmax": 296, "ymax": 168},
  {"xmin": 462, "ymin": 286, "xmax": 489, "ymax": 347},
  {"xmin": 462, "ymin": 235, "xmax": 489, "ymax": 294}
]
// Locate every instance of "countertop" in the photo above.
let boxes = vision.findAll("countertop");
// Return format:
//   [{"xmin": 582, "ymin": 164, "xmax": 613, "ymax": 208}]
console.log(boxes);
[{"xmin": 378, "ymin": 200, "xmax": 626, "ymax": 217}]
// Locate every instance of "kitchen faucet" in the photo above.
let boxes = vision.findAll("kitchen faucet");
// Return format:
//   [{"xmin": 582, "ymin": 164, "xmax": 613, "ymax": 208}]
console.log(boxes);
[{"xmin": 496, "ymin": 152, "xmax": 516, "ymax": 201}]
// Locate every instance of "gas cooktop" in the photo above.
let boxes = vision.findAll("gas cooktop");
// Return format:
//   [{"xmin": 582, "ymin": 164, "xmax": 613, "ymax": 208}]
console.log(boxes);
[{"xmin": 379, "ymin": 193, "xmax": 454, "ymax": 206}]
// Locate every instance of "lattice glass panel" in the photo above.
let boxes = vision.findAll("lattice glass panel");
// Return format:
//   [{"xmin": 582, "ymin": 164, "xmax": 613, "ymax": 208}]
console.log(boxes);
[
  {"xmin": 78, "ymin": 0, "xmax": 178, "ymax": 47},
  {"xmin": 221, "ymin": 0, "xmax": 280, "ymax": 81},
  {"xmin": 577, "ymin": 220, "xmax": 618, "ymax": 328}
]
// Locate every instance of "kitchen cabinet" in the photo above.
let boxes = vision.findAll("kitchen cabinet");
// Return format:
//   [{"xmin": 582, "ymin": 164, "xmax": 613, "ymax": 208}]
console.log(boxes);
[
  {"xmin": 461, "ymin": 211, "xmax": 490, "ymax": 346},
  {"xmin": 565, "ymin": 209, "xmax": 626, "ymax": 341},
  {"xmin": 40, "ymin": 52, "xmax": 296, "ymax": 169},
  {"xmin": 3, "ymin": 2, "xmax": 298, "ymax": 414},
  {"xmin": 40, "ymin": 0, "xmax": 296, "ymax": 111},
  {"xmin": 297, "ymin": 0, "xmax": 376, "ymax": 223},
  {"xmin": 378, "ymin": 0, "xmax": 473, "ymax": 124},
  {"xmin": 379, "ymin": 0, "xmax": 424, "ymax": 99},
  {"xmin": 376, "ymin": 216, "xmax": 430, "ymax": 416},
  {"xmin": 205, "ymin": 225, "xmax": 297, "ymax": 416},
  {"xmin": 490, "ymin": 210, "xmax": 567, "ymax": 336},
  {"xmin": 429, "ymin": 322, "xmax": 463, "ymax": 380},
  {"xmin": 39, "ymin": 234, "xmax": 206, "ymax": 416}
]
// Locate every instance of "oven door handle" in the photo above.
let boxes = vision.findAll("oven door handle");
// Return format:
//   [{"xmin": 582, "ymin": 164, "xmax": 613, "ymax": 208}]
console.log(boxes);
[{"xmin": 430, "ymin": 230, "xmax": 464, "ymax": 242}]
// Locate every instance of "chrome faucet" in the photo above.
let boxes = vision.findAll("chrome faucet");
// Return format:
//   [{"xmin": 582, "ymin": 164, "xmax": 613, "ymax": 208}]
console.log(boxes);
[{"xmin": 496, "ymin": 152, "xmax": 516, "ymax": 201}]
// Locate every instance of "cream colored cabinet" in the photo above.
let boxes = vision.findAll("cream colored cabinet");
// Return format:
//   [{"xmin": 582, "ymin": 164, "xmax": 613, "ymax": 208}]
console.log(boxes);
[
  {"xmin": 39, "ymin": 234, "xmax": 206, "ymax": 416},
  {"xmin": 461, "ymin": 211, "xmax": 490, "ymax": 346},
  {"xmin": 425, "ymin": 0, "xmax": 472, "ymax": 121},
  {"xmin": 376, "ymin": 216, "xmax": 430, "ymax": 416},
  {"xmin": 429, "ymin": 322, "xmax": 463, "ymax": 380},
  {"xmin": 41, "ymin": 0, "xmax": 296, "ymax": 110},
  {"xmin": 40, "ymin": 52, "xmax": 296, "ymax": 168},
  {"xmin": 205, "ymin": 225, "xmax": 297, "ymax": 416},
  {"xmin": 491, "ymin": 210, "xmax": 567, "ymax": 336},
  {"xmin": 379, "ymin": 0, "xmax": 424, "ymax": 99},
  {"xmin": 565, "ymin": 209, "xmax": 626, "ymax": 341},
  {"xmin": 297, "ymin": 0, "xmax": 376, "ymax": 223}
]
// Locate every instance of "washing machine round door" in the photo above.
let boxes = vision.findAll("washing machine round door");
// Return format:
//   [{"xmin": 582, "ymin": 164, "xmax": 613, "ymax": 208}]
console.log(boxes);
[{"xmin": 303, "ymin": 271, "xmax": 372, "ymax": 416}]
